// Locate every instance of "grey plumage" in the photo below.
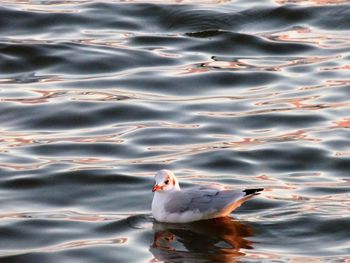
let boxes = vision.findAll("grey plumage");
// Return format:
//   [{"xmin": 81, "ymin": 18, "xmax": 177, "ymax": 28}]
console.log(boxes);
[{"xmin": 165, "ymin": 187, "xmax": 246, "ymax": 214}]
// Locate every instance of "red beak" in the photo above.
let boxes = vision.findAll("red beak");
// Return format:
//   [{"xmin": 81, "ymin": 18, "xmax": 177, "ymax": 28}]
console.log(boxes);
[{"xmin": 152, "ymin": 184, "xmax": 162, "ymax": 192}]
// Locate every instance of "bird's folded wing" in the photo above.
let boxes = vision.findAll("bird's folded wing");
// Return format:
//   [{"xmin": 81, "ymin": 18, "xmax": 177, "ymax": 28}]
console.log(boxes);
[{"xmin": 165, "ymin": 187, "xmax": 245, "ymax": 214}]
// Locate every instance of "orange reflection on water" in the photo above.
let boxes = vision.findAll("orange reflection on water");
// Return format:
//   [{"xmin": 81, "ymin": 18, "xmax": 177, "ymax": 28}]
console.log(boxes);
[
  {"xmin": 1, "ymin": 89, "xmax": 66, "ymax": 104},
  {"xmin": 300, "ymin": 79, "xmax": 350, "ymax": 91},
  {"xmin": 1, "ymin": 0, "xmax": 234, "ymax": 9},
  {"xmin": 255, "ymin": 95, "xmax": 320, "ymax": 108},
  {"xmin": 149, "ymin": 128, "xmax": 320, "ymax": 154},
  {"xmin": 77, "ymin": 38, "xmax": 129, "ymax": 50},
  {"xmin": 178, "ymin": 55, "xmax": 337, "ymax": 74},
  {"xmin": 0, "ymin": 131, "xmax": 124, "ymax": 148},
  {"xmin": 201, "ymin": 99, "xmax": 350, "ymax": 118},
  {"xmin": 2, "ymin": 87, "xmax": 239, "ymax": 104},
  {"xmin": 0, "ymin": 160, "xmax": 51, "ymax": 171},
  {"xmin": 150, "ymin": 217, "xmax": 253, "ymax": 263},
  {"xmin": 49, "ymin": 237, "xmax": 127, "ymax": 251},
  {"xmin": 255, "ymin": 174, "xmax": 276, "ymax": 182},
  {"xmin": 0, "ymin": 89, "xmax": 137, "ymax": 104},
  {"xmin": 263, "ymin": 26, "xmax": 350, "ymax": 48},
  {"xmin": 71, "ymin": 158, "xmax": 109, "ymax": 164},
  {"xmin": 246, "ymin": 252, "xmax": 350, "ymax": 262},
  {"xmin": 276, "ymin": 0, "xmax": 348, "ymax": 5},
  {"xmin": 335, "ymin": 151, "xmax": 350, "ymax": 157},
  {"xmin": 123, "ymin": 0, "xmax": 232, "ymax": 4},
  {"xmin": 143, "ymin": 128, "xmax": 325, "ymax": 166},
  {"xmin": 333, "ymin": 117, "xmax": 350, "ymax": 128},
  {"xmin": 322, "ymin": 64, "xmax": 350, "ymax": 71},
  {"xmin": 0, "ymin": 136, "xmax": 36, "ymax": 147}
]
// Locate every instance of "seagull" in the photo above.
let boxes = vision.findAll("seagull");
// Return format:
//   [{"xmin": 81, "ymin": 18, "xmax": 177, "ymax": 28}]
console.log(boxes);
[{"xmin": 151, "ymin": 170, "xmax": 263, "ymax": 223}]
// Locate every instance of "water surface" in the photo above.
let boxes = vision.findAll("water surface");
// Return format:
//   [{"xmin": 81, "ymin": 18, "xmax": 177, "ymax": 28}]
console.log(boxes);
[{"xmin": 0, "ymin": 0, "xmax": 350, "ymax": 262}]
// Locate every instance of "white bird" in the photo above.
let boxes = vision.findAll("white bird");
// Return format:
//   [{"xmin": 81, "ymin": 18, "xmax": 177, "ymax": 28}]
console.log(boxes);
[{"xmin": 151, "ymin": 170, "xmax": 263, "ymax": 223}]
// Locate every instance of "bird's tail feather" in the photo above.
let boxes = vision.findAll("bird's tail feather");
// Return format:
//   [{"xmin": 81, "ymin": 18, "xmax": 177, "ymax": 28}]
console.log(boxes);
[{"xmin": 243, "ymin": 188, "xmax": 264, "ymax": 196}]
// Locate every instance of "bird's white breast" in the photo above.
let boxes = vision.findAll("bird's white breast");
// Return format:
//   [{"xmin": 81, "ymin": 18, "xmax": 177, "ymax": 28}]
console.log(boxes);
[{"xmin": 152, "ymin": 192, "xmax": 168, "ymax": 222}]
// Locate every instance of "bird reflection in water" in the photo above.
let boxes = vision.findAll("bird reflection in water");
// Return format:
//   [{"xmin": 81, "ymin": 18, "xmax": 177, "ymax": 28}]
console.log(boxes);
[{"xmin": 149, "ymin": 217, "xmax": 254, "ymax": 262}]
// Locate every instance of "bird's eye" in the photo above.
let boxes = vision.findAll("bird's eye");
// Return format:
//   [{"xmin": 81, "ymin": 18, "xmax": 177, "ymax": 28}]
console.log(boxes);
[{"xmin": 164, "ymin": 180, "xmax": 169, "ymax": 185}]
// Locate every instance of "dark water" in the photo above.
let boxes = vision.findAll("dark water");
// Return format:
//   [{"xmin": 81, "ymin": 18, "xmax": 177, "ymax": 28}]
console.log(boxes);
[{"xmin": 0, "ymin": 0, "xmax": 350, "ymax": 262}]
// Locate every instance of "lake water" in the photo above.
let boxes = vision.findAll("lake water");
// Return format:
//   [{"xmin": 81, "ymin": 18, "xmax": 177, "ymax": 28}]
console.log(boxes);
[{"xmin": 0, "ymin": 0, "xmax": 349, "ymax": 262}]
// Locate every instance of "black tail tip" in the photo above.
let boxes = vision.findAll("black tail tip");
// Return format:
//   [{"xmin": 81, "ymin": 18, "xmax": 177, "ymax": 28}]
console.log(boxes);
[{"xmin": 243, "ymin": 188, "xmax": 264, "ymax": 195}]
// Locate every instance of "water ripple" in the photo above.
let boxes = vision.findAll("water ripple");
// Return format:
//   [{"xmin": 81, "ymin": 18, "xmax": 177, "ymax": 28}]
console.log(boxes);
[{"xmin": 0, "ymin": 1, "xmax": 349, "ymax": 262}]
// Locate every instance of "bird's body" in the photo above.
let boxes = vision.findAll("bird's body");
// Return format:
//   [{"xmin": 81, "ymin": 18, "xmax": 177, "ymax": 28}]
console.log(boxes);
[{"xmin": 151, "ymin": 170, "xmax": 263, "ymax": 223}]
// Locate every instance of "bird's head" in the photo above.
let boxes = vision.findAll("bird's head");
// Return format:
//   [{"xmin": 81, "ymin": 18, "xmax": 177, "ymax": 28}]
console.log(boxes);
[{"xmin": 152, "ymin": 169, "xmax": 180, "ymax": 193}]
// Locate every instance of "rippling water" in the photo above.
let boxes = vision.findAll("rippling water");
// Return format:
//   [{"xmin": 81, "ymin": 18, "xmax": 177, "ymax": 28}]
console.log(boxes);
[{"xmin": 0, "ymin": 0, "xmax": 349, "ymax": 262}]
